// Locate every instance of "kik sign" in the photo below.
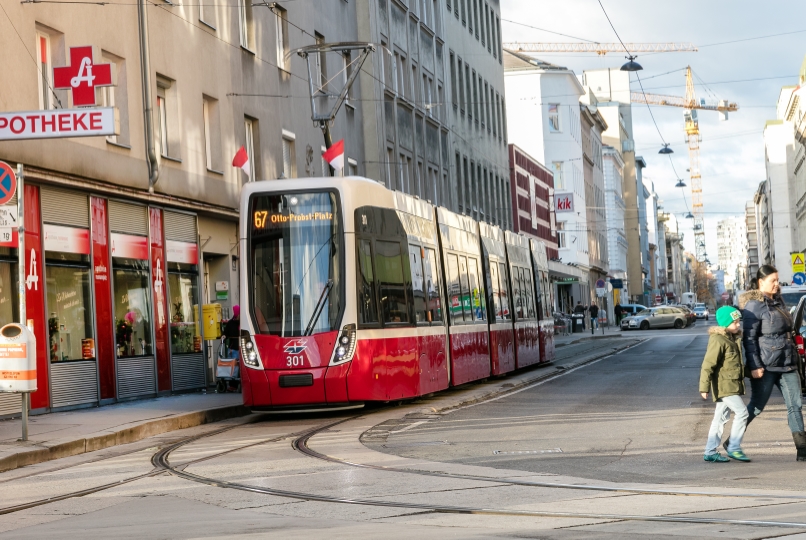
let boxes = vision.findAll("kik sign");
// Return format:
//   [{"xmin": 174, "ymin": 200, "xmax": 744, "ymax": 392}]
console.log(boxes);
[
  {"xmin": 555, "ymin": 193, "xmax": 574, "ymax": 213},
  {"xmin": 53, "ymin": 47, "xmax": 114, "ymax": 107}
]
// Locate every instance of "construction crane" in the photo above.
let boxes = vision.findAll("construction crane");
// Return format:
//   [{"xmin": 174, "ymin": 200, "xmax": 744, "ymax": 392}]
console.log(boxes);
[
  {"xmin": 631, "ymin": 67, "xmax": 739, "ymax": 262},
  {"xmin": 502, "ymin": 42, "xmax": 697, "ymax": 55}
]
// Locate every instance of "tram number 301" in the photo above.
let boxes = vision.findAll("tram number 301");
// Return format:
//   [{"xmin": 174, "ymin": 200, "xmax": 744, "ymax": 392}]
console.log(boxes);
[{"xmin": 286, "ymin": 356, "xmax": 306, "ymax": 367}]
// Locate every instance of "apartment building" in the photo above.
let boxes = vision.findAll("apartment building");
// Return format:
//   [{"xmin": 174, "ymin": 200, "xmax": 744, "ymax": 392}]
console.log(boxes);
[
  {"xmin": 355, "ymin": 0, "xmax": 511, "ymax": 227},
  {"xmin": 716, "ymin": 216, "xmax": 747, "ymax": 290},
  {"xmin": 0, "ymin": 0, "xmax": 365, "ymax": 415}
]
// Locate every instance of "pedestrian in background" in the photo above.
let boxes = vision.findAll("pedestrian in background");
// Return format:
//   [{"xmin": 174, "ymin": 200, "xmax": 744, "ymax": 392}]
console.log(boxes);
[
  {"xmin": 699, "ymin": 306, "xmax": 750, "ymax": 463},
  {"xmin": 589, "ymin": 303, "xmax": 599, "ymax": 333},
  {"xmin": 740, "ymin": 265, "xmax": 806, "ymax": 461},
  {"xmin": 614, "ymin": 303, "xmax": 623, "ymax": 326}
]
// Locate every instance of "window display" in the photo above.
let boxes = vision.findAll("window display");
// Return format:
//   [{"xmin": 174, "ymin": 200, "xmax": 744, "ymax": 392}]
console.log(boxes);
[
  {"xmin": 168, "ymin": 262, "xmax": 200, "ymax": 354},
  {"xmin": 46, "ymin": 263, "xmax": 93, "ymax": 361},
  {"xmin": 113, "ymin": 258, "xmax": 153, "ymax": 357}
]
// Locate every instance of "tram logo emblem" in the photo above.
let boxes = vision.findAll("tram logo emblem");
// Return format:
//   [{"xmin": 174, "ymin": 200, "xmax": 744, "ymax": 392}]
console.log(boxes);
[{"xmin": 284, "ymin": 339, "xmax": 308, "ymax": 355}]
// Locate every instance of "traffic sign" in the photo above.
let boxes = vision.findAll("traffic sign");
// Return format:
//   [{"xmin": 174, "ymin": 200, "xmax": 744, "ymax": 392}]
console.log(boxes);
[
  {"xmin": 721, "ymin": 292, "xmax": 730, "ymax": 301},
  {"xmin": 596, "ymin": 288, "xmax": 607, "ymax": 297},
  {"xmin": 0, "ymin": 162, "xmax": 16, "ymax": 206},
  {"xmin": 595, "ymin": 279, "xmax": 606, "ymax": 289},
  {"xmin": 793, "ymin": 253, "xmax": 806, "ymax": 275},
  {"xmin": 794, "ymin": 272, "xmax": 806, "ymax": 285}
]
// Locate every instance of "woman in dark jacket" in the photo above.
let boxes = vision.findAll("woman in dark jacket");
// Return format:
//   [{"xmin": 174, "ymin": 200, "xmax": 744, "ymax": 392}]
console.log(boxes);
[{"xmin": 740, "ymin": 264, "xmax": 806, "ymax": 461}]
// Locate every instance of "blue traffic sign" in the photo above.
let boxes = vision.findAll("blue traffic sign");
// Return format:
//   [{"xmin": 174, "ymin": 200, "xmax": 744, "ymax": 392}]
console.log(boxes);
[
  {"xmin": 0, "ymin": 161, "xmax": 16, "ymax": 206},
  {"xmin": 793, "ymin": 272, "xmax": 806, "ymax": 285}
]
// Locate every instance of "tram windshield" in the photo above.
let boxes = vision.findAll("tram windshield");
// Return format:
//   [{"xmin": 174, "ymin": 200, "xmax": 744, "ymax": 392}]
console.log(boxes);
[{"xmin": 249, "ymin": 191, "xmax": 343, "ymax": 336}]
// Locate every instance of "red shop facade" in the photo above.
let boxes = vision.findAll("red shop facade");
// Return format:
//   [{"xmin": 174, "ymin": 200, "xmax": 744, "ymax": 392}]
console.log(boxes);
[{"xmin": 0, "ymin": 183, "xmax": 205, "ymax": 416}]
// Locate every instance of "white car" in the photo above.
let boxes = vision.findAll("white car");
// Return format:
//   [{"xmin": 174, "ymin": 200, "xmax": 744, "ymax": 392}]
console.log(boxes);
[{"xmin": 693, "ymin": 303, "xmax": 709, "ymax": 320}]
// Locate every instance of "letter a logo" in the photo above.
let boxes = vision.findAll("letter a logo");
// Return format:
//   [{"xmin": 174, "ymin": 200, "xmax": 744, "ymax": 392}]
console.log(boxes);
[
  {"xmin": 26, "ymin": 248, "xmax": 39, "ymax": 290},
  {"xmin": 71, "ymin": 57, "xmax": 95, "ymax": 88}
]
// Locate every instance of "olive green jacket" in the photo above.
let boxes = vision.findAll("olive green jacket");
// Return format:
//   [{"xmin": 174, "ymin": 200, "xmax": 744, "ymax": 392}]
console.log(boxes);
[{"xmin": 699, "ymin": 326, "xmax": 746, "ymax": 401}]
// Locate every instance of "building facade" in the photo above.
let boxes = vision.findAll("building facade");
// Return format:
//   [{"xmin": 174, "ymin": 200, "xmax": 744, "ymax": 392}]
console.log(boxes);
[
  {"xmin": 745, "ymin": 200, "xmax": 759, "ymax": 287},
  {"xmin": 508, "ymin": 144, "xmax": 558, "ymax": 258},
  {"xmin": 716, "ymin": 216, "xmax": 748, "ymax": 291},
  {"xmin": 603, "ymin": 145, "xmax": 628, "ymax": 305}
]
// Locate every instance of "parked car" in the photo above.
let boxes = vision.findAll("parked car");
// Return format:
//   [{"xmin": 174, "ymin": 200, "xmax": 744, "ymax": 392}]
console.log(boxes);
[
  {"xmin": 693, "ymin": 303, "xmax": 710, "ymax": 320},
  {"xmin": 621, "ymin": 306, "xmax": 688, "ymax": 330},
  {"xmin": 672, "ymin": 305, "xmax": 697, "ymax": 327},
  {"xmin": 620, "ymin": 304, "xmax": 648, "ymax": 317}
]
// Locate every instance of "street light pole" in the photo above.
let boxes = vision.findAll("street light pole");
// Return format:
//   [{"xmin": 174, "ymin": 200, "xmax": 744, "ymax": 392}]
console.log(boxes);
[{"xmin": 16, "ymin": 163, "xmax": 28, "ymax": 441}]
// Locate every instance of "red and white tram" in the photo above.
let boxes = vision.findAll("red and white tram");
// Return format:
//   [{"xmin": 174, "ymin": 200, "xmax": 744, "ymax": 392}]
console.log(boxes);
[{"xmin": 239, "ymin": 177, "xmax": 554, "ymax": 410}]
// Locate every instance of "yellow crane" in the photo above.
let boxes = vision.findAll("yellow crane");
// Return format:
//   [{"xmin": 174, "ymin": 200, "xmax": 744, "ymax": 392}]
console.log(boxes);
[
  {"xmin": 502, "ymin": 42, "xmax": 698, "ymax": 55},
  {"xmin": 631, "ymin": 67, "xmax": 739, "ymax": 261}
]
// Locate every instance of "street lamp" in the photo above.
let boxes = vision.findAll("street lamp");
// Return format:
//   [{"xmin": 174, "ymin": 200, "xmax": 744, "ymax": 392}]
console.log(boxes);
[
  {"xmin": 675, "ymin": 179, "xmax": 686, "ymax": 188},
  {"xmin": 685, "ymin": 212, "xmax": 694, "ymax": 219},
  {"xmin": 659, "ymin": 144, "xmax": 673, "ymax": 154},
  {"xmin": 620, "ymin": 55, "xmax": 643, "ymax": 72}
]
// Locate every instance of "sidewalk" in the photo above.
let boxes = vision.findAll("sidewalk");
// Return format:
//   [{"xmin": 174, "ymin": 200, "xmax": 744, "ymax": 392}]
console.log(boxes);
[
  {"xmin": 554, "ymin": 323, "xmax": 623, "ymax": 347},
  {"xmin": 0, "ymin": 392, "xmax": 246, "ymax": 473}
]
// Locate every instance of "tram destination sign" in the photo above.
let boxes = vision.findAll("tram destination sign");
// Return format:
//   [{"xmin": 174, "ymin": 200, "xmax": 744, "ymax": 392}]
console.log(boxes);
[{"xmin": 0, "ymin": 108, "xmax": 118, "ymax": 141}]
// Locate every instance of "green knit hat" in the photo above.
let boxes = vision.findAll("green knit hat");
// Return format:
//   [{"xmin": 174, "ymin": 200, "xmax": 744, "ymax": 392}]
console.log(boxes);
[{"xmin": 716, "ymin": 306, "xmax": 741, "ymax": 328}]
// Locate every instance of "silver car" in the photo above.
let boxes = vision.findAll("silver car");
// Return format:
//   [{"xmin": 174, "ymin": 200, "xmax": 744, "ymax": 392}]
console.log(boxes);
[
  {"xmin": 693, "ymin": 303, "xmax": 709, "ymax": 320},
  {"xmin": 620, "ymin": 306, "xmax": 688, "ymax": 330}
]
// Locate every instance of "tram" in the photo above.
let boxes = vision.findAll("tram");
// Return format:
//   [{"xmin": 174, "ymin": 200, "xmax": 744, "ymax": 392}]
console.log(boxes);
[{"xmin": 239, "ymin": 176, "xmax": 555, "ymax": 410}]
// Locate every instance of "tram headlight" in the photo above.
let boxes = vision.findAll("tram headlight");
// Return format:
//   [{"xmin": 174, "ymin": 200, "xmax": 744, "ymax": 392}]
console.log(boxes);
[
  {"xmin": 239, "ymin": 333, "xmax": 263, "ymax": 369},
  {"xmin": 330, "ymin": 323, "xmax": 357, "ymax": 365}
]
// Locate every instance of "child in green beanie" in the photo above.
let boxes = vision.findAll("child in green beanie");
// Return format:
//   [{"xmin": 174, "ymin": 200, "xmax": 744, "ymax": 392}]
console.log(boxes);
[{"xmin": 699, "ymin": 306, "xmax": 751, "ymax": 462}]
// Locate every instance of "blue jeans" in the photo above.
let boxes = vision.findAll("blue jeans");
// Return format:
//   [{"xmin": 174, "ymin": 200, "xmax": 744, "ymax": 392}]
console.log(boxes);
[
  {"xmin": 746, "ymin": 370, "xmax": 805, "ymax": 433},
  {"xmin": 590, "ymin": 316, "xmax": 598, "ymax": 329},
  {"xmin": 705, "ymin": 395, "xmax": 748, "ymax": 455}
]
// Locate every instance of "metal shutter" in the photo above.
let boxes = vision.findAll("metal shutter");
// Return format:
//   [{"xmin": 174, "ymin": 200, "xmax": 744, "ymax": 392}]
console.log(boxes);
[
  {"xmin": 50, "ymin": 361, "xmax": 99, "ymax": 408},
  {"xmin": 171, "ymin": 353, "xmax": 206, "ymax": 390},
  {"xmin": 164, "ymin": 211, "xmax": 197, "ymax": 243},
  {"xmin": 0, "ymin": 393, "xmax": 21, "ymax": 417},
  {"xmin": 116, "ymin": 356, "xmax": 156, "ymax": 399},
  {"xmin": 109, "ymin": 201, "xmax": 148, "ymax": 236},
  {"xmin": 40, "ymin": 186, "xmax": 90, "ymax": 228}
]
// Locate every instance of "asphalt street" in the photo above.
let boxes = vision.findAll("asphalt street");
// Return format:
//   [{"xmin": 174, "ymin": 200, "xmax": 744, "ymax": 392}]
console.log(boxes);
[
  {"xmin": 4, "ymin": 322, "xmax": 806, "ymax": 539},
  {"xmin": 368, "ymin": 320, "xmax": 806, "ymax": 490}
]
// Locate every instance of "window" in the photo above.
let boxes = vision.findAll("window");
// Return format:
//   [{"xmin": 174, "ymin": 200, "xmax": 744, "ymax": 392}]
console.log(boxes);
[
  {"xmin": 557, "ymin": 221, "xmax": 567, "ymax": 248},
  {"xmin": 485, "ymin": 4, "xmax": 491, "ymax": 51},
  {"xmin": 548, "ymin": 103, "xmax": 561, "ymax": 132},
  {"xmin": 473, "ymin": 0, "xmax": 479, "ymax": 38},
  {"xmin": 456, "ymin": 152, "xmax": 463, "ymax": 212},
  {"xmin": 199, "ymin": 0, "xmax": 214, "ymax": 27},
  {"xmin": 498, "ymin": 262, "xmax": 511, "ymax": 320},
  {"xmin": 238, "ymin": 0, "xmax": 251, "ymax": 50},
  {"xmin": 523, "ymin": 269, "xmax": 535, "ymax": 319},
  {"xmin": 552, "ymin": 161, "xmax": 564, "ymax": 190},
  {"xmin": 386, "ymin": 147, "xmax": 395, "ymax": 188},
  {"xmin": 472, "ymin": 71, "xmax": 479, "ymax": 123},
  {"xmin": 113, "ymin": 258, "xmax": 153, "ymax": 358},
  {"xmin": 424, "ymin": 248, "xmax": 443, "ymax": 323},
  {"xmin": 496, "ymin": 16, "xmax": 502, "ymax": 60},
  {"xmin": 315, "ymin": 32, "xmax": 327, "ymax": 92},
  {"xmin": 490, "ymin": 87, "xmax": 497, "ymax": 136},
  {"xmin": 167, "ymin": 259, "xmax": 200, "ymax": 354},
  {"xmin": 282, "ymin": 133, "xmax": 295, "ymax": 178},
  {"xmin": 203, "ymin": 96, "xmax": 221, "ymax": 171},
  {"xmin": 376, "ymin": 240, "xmax": 408, "ymax": 324},
  {"xmin": 490, "ymin": 8, "xmax": 497, "ymax": 58},
  {"xmin": 203, "ymin": 100, "xmax": 212, "ymax": 170},
  {"xmin": 461, "ymin": 0, "xmax": 467, "ymax": 25},
  {"xmin": 465, "ymin": 64, "xmax": 471, "ymax": 120},
  {"xmin": 446, "ymin": 253, "xmax": 462, "ymax": 323},
  {"xmin": 489, "ymin": 260, "xmax": 501, "ymax": 320},
  {"xmin": 399, "ymin": 153, "xmax": 412, "ymax": 193},
  {"xmin": 46, "ymin": 250, "xmax": 93, "ymax": 362},
  {"xmin": 357, "ymin": 239, "xmax": 379, "ymax": 325},
  {"xmin": 512, "ymin": 266, "xmax": 523, "ymax": 320},
  {"xmin": 467, "ymin": 257, "xmax": 485, "ymax": 320},
  {"xmin": 450, "ymin": 52, "xmax": 457, "ymax": 109},
  {"xmin": 244, "ymin": 117, "xmax": 256, "ymax": 179},
  {"xmin": 156, "ymin": 94, "xmax": 168, "ymax": 157},
  {"xmin": 347, "ymin": 158, "xmax": 358, "ymax": 177},
  {"xmin": 343, "ymin": 51, "xmax": 353, "ymax": 105},
  {"xmin": 37, "ymin": 32, "xmax": 53, "ymax": 110},
  {"xmin": 409, "ymin": 245, "xmax": 428, "ymax": 323},
  {"xmin": 275, "ymin": 5, "xmax": 289, "ymax": 70},
  {"xmin": 457, "ymin": 57, "xmax": 465, "ymax": 114},
  {"xmin": 101, "ymin": 52, "xmax": 130, "ymax": 146},
  {"xmin": 100, "ymin": 77, "xmax": 116, "ymax": 144}
]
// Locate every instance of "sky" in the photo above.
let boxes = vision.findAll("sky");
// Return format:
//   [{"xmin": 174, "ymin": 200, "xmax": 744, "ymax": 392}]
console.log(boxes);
[{"xmin": 500, "ymin": 0, "xmax": 806, "ymax": 263}]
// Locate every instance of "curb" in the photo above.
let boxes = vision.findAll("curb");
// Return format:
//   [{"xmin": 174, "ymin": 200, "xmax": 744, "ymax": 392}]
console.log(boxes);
[
  {"xmin": 0, "ymin": 404, "xmax": 249, "ymax": 473},
  {"xmin": 416, "ymin": 338, "xmax": 644, "ymax": 416},
  {"xmin": 556, "ymin": 332, "xmax": 624, "ymax": 347}
]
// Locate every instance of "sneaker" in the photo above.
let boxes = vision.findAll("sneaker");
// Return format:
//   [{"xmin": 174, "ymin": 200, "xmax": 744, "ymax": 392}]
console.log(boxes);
[
  {"xmin": 727, "ymin": 450, "xmax": 751, "ymax": 462},
  {"xmin": 704, "ymin": 453, "xmax": 729, "ymax": 463}
]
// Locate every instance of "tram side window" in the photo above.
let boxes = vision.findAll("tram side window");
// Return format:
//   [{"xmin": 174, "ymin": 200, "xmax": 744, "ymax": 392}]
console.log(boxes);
[
  {"xmin": 467, "ymin": 257, "xmax": 485, "ymax": 321},
  {"xmin": 489, "ymin": 261, "xmax": 502, "ymax": 320},
  {"xmin": 498, "ymin": 262, "xmax": 510, "ymax": 320},
  {"xmin": 523, "ymin": 271, "xmax": 536, "ymax": 320},
  {"xmin": 512, "ymin": 266, "xmax": 525, "ymax": 320},
  {"xmin": 423, "ymin": 248, "xmax": 443, "ymax": 323},
  {"xmin": 446, "ymin": 253, "xmax": 463, "ymax": 323},
  {"xmin": 409, "ymin": 245, "xmax": 428, "ymax": 324},
  {"xmin": 375, "ymin": 240, "xmax": 409, "ymax": 324},
  {"xmin": 458, "ymin": 256, "xmax": 472, "ymax": 321},
  {"xmin": 357, "ymin": 239, "xmax": 379, "ymax": 325}
]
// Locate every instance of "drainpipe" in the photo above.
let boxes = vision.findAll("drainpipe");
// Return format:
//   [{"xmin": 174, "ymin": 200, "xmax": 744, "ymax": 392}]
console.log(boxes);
[{"xmin": 138, "ymin": 0, "xmax": 159, "ymax": 193}]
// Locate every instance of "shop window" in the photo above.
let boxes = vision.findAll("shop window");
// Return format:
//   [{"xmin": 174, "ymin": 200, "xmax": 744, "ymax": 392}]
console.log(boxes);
[
  {"xmin": 0, "ymin": 249, "xmax": 19, "ymax": 327},
  {"xmin": 46, "ymin": 262, "xmax": 93, "ymax": 362},
  {"xmin": 446, "ymin": 253, "xmax": 462, "ymax": 324},
  {"xmin": 498, "ymin": 262, "xmax": 511, "ymax": 320},
  {"xmin": 357, "ymin": 238, "xmax": 379, "ymax": 325},
  {"xmin": 423, "ymin": 248, "xmax": 443, "ymax": 323},
  {"xmin": 375, "ymin": 240, "xmax": 408, "ymax": 324},
  {"xmin": 409, "ymin": 245, "xmax": 428, "ymax": 324},
  {"xmin": 168, "ymin": 261, "xmax": 200, "ymax": 354},
  {"xmin": 467, "ymin": 257, "xmax": 485, "ymax": 321},
  {"xmin": 113, "ymin": 258, "xmax": 153, "ymax": 357}
]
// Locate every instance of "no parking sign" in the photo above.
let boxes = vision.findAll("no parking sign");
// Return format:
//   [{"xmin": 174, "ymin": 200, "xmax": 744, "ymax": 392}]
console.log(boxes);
[{"xmin": 0, "ymin": 162, "xmax": 16, "ymax": 206}]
